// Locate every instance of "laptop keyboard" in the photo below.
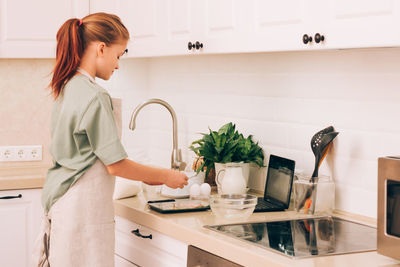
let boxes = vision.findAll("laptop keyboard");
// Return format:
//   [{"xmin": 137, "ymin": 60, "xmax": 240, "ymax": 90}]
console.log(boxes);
[{"xmin": 255, "ymin": 199, "xmax": 276, "ymax": 209}]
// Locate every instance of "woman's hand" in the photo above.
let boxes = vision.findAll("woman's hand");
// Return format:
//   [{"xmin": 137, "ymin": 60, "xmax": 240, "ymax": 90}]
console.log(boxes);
[
  {"xmin": 106, "ymin": 159, "xmax": 188, "ymax": 187},
  {"xmin": 164, "ymin": 170, "xmax": 188, "ymax": 189}
]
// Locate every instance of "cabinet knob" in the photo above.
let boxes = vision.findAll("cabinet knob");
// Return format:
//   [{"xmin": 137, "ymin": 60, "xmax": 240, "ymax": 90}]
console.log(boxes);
[
  {"xmin": 314, "ymin": 33, "xmax": 325, "ymax": 43},
  {"xmin": 188, "ymin": 42, "xmax": 194, "ymax": 50},
  {"xmin": 0, "ymin": 194, "xmax": 22, "ymax": 200},
  {"xmin": 303, "ymin": 34, "xmax": 312, "ymax": 44},
  {"xmin": 195, "ymin": 41, "xmax": 203, "ymax": 50},
  {"xmin": 131, "ymin": 229, "xmax": 152, "ymax": 239}
]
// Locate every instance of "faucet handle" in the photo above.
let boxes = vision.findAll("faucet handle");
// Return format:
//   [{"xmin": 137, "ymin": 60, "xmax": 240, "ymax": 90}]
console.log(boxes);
[{"xmin": 178, "ymin": 161, "xmax": 187, "ymax": 171}]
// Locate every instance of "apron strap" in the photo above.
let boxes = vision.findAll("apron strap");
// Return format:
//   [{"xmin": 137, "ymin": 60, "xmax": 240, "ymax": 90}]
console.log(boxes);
[{"xmin": 37, "ymin": 215, "xmax": 51, "ymax": 267}]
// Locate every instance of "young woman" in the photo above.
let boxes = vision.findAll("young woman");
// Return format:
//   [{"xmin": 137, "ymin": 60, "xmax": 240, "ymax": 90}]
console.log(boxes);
[{"xmin": 32, "ymin": 13, "xmax": 188, "ymax": 267}]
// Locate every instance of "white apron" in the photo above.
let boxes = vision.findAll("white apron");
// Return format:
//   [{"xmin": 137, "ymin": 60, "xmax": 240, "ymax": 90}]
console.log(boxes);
[{"xmin": 32, "ymin": 160, "xmax": 116, "ymax": 267}]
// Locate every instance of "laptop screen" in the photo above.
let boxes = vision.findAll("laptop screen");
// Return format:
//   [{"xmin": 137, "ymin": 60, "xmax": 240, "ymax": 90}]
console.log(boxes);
[{"xmin": 264, "ymin": 155, "xmax": 295, "ymax": 207}]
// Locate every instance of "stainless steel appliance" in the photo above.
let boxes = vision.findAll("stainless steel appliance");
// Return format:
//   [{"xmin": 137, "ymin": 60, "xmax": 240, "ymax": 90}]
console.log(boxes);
[
  {"xmin": 378, "ymin": 156, "xmax": 400, "ymax": 260},
  {"xmin": 205, "ymin": 216, "xmax": 376, "ymax": 259}
]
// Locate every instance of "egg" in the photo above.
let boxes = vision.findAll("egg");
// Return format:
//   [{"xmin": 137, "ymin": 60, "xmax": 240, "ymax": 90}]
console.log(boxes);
[
  {"xmin": 189, "ymin": 184, "xmax": 200, "ymax": 197},
  {"xmin": 200, "ymin": 183, "xmax": 211, "ymax": 197}
]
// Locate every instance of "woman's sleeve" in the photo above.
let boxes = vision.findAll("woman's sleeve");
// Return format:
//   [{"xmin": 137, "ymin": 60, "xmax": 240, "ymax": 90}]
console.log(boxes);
[{"xmin": 79, "ymin": 93, "xmax": 128, "ymax": 165}]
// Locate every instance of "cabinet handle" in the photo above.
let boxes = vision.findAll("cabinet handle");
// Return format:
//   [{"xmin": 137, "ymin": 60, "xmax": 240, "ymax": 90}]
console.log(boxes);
[
  {"xmin": 0, "ymin": 194, "xmax": 22, "ymax": 200},
  {"xmin": 188, "ymin": 42, "xmax": 194, "ymax": 50},
  {"xmin": 131, "ymin": 229, "xmax": 152, "ymax": 239},
  {"xmin": 302, "ymin": 34, "xmax": 312, "ymax": 44},
  {"xmin": 314, "ymin": 33, "xmax": 325, "ymax": 43},
  {"xmin": 195, "ymin": 41, "xmax": 203, "ymax": 50}
]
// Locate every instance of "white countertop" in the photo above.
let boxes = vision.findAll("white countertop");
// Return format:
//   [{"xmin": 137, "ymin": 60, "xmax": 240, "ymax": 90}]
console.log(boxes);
[{"xmin": 114, "ymin": 190, "xmax": 400, "ymax": 267}]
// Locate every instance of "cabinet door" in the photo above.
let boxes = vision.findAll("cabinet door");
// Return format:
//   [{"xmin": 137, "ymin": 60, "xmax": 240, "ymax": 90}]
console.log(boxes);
[
  {"xmin": 0, "ymin": 0, "xmax": 89, "ymax": 58},
  {"xmin": 115, "ymin": 216, "xmax": 187, "ymax": 267},
  {"xmin": 164, "ymin": 0, "xmax": 248, "ymax": 55},
  {"xmin": 247, "ymin": 0, "xmax": 312, "ymax": 52},
  {"xmin": 91, "ymin": 0, "xmax": 168, "ymax": 57},
  {"xmin": 92, "ymin": 0, "xmax": 248, "ymax": 57},
  {"xmin": 164, "ymin": 0, "xmax": 200, "ymax": 56},
  {"xmin": 323, "ymin": 0, "xmax": 400, "ymax": 49},
  {"xmin": 194, "ymin": 0, "xmax": 249, "ymax": 55},
  {"xmin": 0, "ymin": 189, "xmax": 43, "ymax": 267}
]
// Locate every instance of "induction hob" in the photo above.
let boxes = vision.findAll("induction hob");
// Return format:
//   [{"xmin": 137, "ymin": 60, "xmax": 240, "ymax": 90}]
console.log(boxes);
[{"xmin": 205, "ymin": 216, "xmax": 376, "ymax": 259}]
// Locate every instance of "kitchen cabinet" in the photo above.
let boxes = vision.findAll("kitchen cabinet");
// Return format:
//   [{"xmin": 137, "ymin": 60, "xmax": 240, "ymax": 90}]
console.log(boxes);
[
  {"xmin": 3, "ymin": 1, "xmax": 399, "ymax": 58},
  {"xmin": 92, "ymin": 0, "xmax": 400, "ymax": 57},
  {"xmin": 164, "ymin": 0, "xmax": 249, "ymax": 56},
  {"xmin": 115, "ymin": 215, "xmax": 188, "ymax": 267},
  {"xmin": 90, "ymin": 0, "xmax": 166, "ymax": 57},
  {"xmin": 90, "ymin": 0, "xmax": 248, "ymax": 57},
  {"xmin": 0, "ymin": 0, "xmax": 89, "ymax": 58},
  {"xmin": 248, "ymin": 0, "xmax": 400, "ymax": 51},
  {"xmin": 322, "ymin": 0, "xmax": 400, "ymax": 49},
  {"xmin": 115, "ymin": 254, "xmax": 138, "ymax": 267},
  {"xmin": 0, "ymin": 188, "xmax": 43, "ymax": 267}
]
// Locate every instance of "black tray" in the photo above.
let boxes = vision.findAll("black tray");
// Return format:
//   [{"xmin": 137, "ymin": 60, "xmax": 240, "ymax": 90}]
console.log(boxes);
[{"xmin": 148, "ymin": 199, "xmax": 210, "ymax": 214}]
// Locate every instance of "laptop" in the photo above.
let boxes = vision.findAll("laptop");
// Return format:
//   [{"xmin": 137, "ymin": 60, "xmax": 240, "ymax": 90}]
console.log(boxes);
[{"xmin": 254, "ymin": 154, "xmax": 295, "ymax": 212}]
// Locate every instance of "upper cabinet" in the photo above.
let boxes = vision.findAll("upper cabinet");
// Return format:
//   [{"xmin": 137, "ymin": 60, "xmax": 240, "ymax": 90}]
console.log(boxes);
[
  {"xmin": 90, "ymin": 0, "xmax": 248, "ymax": 57},
  {"xmin": 90, "ymin": 0, "xmax": 167, "ymax": 57},
  {"xmin": 0, "ymin": 0, "xmax": 89, "ymax": 58},
  {"xmin": 2, "ymin": 0, "xmax": 400, "ymax": 58},
  {"xmin": 323, "ymin": 0, "xmax": 400, "ymax": 49},
  {"xmin": 94, "ymin": 0, "xmax": 400, "ymax": 57}
]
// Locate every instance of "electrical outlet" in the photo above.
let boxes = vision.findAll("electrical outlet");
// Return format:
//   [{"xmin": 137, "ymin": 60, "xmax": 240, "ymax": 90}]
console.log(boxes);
[
  {"xmin": 0, "ymin": 145, "xmax": 42, "ymax": 162},
  {"xmin": 0, "ymin": 147, "xmax": 15, "ymax": 161},
  {"xmin": 27, "ymin": 146, "xmax": 42, "ymax": 161}
]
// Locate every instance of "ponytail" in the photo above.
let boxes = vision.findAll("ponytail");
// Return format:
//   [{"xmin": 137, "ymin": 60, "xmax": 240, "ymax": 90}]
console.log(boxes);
[
  {"xmin": 50, "ymin": 13, "xmax": 129, "ymax": 99},
  {"xmin": 50, "ymin": 18, "xmax": 83, "ymax": 99}
]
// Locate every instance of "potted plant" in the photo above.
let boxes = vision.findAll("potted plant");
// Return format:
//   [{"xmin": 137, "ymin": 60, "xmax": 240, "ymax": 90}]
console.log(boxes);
[{"xmin": 189, "ymin": 122, "xmax": 264, "ymax": 187}]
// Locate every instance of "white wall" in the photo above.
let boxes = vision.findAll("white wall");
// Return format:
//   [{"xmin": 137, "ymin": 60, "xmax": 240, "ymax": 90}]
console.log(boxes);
[{"xmin": 113, "ymin": 48, "xmax": 400, "ymax": 218}]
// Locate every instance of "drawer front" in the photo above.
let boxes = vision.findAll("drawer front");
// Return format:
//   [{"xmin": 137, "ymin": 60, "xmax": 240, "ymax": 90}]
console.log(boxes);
[
  {"xmin": 114, "ymin": 254, "xmax": 138, "ymax": 267},
  {"xmin": 115, "ymin": 216, "xmax": 187, "ymax": 267}
]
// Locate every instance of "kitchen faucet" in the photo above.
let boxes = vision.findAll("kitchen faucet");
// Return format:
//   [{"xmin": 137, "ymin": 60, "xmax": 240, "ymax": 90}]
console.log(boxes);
[{"xmin": 129, "ymin": 98, "xmax": 186, "ymax": 171}]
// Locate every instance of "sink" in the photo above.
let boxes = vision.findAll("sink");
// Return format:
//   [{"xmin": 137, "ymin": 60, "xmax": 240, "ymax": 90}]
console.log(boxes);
[{"xmin": 204, "ymin": 216, "xmax": 376, "ymax": 259}]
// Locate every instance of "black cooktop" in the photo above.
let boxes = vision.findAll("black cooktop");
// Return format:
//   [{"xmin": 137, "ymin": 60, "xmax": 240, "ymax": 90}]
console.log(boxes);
[{"xmin": 205, "ymin": 216, "xmax": 376, "ymax": 259}]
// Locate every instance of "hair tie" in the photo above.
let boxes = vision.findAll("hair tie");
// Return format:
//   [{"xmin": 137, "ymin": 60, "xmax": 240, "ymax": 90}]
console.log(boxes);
[{"xmin": 78, "ymin": 19, "xmax": 83, "ymax": 26}]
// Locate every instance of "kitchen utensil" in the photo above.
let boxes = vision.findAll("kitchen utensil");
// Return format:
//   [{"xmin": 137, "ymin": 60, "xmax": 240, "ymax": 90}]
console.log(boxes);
[
  {"xmin": 209, "ymin": 194, "xmax": 257, "ymax": 220},
  {"xmin": 216, "ymin": 164, "xmax": 247, "ymax": 195},
  {"xmin": 311, "ymin": 126, "xmax": 339, "ymax": 180},
  {"xmin": 296, "ymin": 126, "xmax": 339, "ymax": 212}
]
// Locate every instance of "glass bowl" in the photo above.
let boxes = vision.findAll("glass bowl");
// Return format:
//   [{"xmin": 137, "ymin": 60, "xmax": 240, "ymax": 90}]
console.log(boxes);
[{"xmin": 209, "ymin": 194, "xmax": 257, "ymax": 220}]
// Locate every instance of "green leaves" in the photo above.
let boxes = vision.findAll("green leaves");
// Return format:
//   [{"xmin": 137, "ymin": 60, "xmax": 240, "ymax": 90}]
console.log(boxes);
[{"xmin": 189, "ymin": 122, "xmax": 265, "ymax": 178}]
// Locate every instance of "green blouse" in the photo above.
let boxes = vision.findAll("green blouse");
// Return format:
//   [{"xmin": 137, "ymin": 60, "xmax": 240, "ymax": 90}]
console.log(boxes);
[{"xmin": 42, "ymin": 74, "xmax": 127, "ymax": 213}]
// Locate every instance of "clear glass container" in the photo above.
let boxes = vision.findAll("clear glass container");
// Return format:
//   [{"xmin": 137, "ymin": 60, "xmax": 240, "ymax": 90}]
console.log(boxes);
[
  {"xmin": 294, "ymin": 174, "xmax": 335, "ymax": 215},
  {"xmin": 209, "ymin": 194, "xmax": 257, "ymax": 220}
]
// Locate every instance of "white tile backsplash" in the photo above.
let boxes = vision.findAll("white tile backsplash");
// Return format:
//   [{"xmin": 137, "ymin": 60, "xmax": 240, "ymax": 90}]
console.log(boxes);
[{"xmin": 109, "ymin": 48, "xmax": 400, "ymax": 218}]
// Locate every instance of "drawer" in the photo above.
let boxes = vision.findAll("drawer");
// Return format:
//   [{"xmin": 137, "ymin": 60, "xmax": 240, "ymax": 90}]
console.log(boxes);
[
  {"xmin": 115, "ymin": 216, "xmax": 187, "ymax": 267},
  {"xmin": 115, "ymin": 254, "xmax": 138, "ymax": 267}
]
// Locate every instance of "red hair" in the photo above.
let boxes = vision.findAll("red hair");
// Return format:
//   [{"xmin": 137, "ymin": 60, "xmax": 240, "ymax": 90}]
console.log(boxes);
[{"xmin": 50, "ymin": 13, "xmax": 129, "ymax": 99}]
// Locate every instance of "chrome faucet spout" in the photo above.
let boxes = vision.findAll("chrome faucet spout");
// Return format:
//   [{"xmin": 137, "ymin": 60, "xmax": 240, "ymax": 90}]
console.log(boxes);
[{"xmin": 129, "ymin": 98, "xmax": 186, "ymax": 170}]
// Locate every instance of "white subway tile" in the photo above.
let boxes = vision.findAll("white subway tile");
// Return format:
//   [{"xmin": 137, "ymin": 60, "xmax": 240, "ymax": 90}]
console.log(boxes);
[{"xmin": 114, "ymin": 49, "xmax": 400, "ymax": 218}]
